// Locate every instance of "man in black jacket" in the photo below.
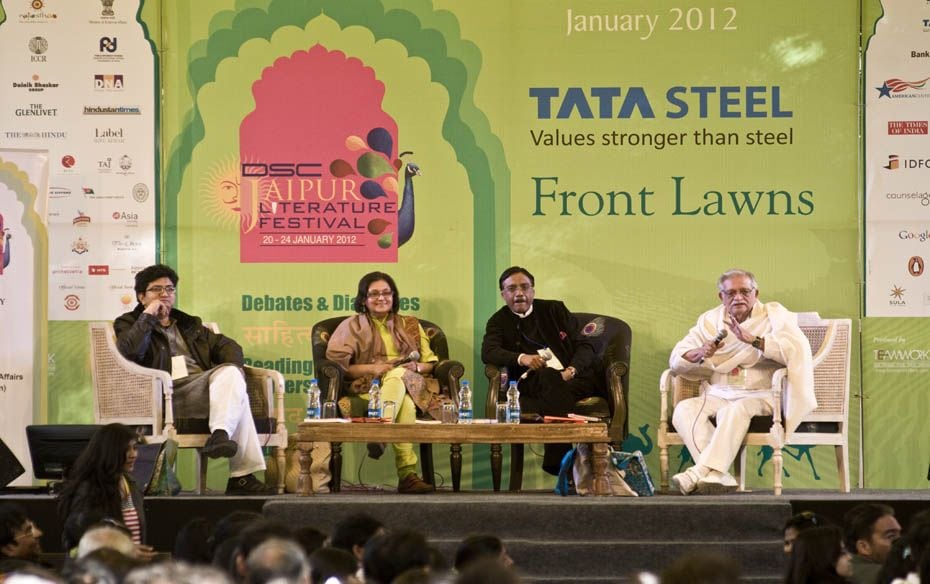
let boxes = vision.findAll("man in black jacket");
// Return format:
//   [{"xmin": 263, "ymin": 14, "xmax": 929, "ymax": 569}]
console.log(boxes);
[
  {"xmin": 115, "ymin": 264, "xmax": 271, "ymax": 495},
  {"xmin": 481, "ymin": 266, "xmax": 604, "ymax": 474}
]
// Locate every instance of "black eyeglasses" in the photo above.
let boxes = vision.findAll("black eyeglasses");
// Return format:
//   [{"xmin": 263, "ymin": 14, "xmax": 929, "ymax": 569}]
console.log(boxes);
[{"xmin": 146, "ymin": 285, "xmax": 176, "ymax": 295}]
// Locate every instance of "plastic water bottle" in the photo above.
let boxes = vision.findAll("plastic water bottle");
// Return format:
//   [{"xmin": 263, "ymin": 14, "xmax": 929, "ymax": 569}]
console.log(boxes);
[
  {"xmin": 507, "ymin": 381, "xmax": 521, "ymax": 424},
  {"xmin": 305, "ymin": 378, "xmax": 321, "ymax": 420},
  {"xmin": 367, "ymin": 379, "xmax": 382, "ymax": 418},
  {"xmin": 458, "ymin": 380, "xmax": 473, "ymax": 424}
]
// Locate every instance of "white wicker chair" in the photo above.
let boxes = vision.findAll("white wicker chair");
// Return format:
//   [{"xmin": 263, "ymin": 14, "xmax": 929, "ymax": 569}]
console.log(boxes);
[
  {"xmin": 657, "ymin": 313, "xmax": 852, "ymax": 495},
  {"xmin": 89, "ymin": 321, "xmax": 287, "ymax": 494}
]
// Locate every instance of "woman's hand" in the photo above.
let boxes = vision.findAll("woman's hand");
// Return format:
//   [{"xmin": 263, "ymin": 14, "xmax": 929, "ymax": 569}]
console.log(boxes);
[
  {"xmin": 369, "ymin": 363, "xmax": 393, "ymax": 377},
  {"xmin": 135, "ymin": 543, "xmax": 157, "ymax": 562}
]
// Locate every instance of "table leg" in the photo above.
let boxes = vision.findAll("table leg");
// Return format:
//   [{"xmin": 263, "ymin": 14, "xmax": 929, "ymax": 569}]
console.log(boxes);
[
  {"xmin": 490, "ymin": 444, "xmax": 502, "ymax": 491},
  {"xmin": 591, "ymin": 442, "xmax": 610, "ymax": 496},
  {"xmin": 297, "ymin": 443, "xmax": 314, "ymax": 497},
  {"xmin": 450, "ymin": 443, "xmax": 462, "ymax": 492},
  {"xmin": 331, "ymin": 442, "xmax": 342, "ymax": 493}
]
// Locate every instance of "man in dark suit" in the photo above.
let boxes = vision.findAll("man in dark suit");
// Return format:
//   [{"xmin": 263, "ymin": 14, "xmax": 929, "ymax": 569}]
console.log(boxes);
[{"xmin": 481, "ymin": 266, "xmax": 604, "ymax": 474}]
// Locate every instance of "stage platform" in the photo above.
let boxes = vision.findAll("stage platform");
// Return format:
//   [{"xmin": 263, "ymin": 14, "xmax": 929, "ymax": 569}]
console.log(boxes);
[{"xmin": 2, "ymin": 488, "xmax": 927, "ymax": 583}]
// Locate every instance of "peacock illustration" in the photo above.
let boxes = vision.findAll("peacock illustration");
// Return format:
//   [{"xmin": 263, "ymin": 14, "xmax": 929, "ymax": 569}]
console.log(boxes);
[
  {"xmin": 0, "ymin": 214, "xmax": 10, "ymax": 274},
  {"xmin": 398, "ymin": 159, "xmax": 421, "ymax": 247},
  {"xmin": 333, "ymin": 129, "xmax": 422, "ymax": 249},
  {"xmin": 620, "ymin": 423, "xmax": 653, "ymax": 455}
]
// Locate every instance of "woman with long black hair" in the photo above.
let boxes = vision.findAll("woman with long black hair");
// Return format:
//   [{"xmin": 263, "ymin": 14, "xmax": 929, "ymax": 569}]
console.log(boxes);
[{"xmin": 56, "ymin": 423, "xmax": 154, "ymax": 559}]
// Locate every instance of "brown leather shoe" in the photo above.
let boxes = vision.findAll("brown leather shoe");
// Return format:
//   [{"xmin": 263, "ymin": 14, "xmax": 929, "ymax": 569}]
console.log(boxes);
[{"xmin": 397, "ymin": 473, "xmax": 435, "ymax": 494}]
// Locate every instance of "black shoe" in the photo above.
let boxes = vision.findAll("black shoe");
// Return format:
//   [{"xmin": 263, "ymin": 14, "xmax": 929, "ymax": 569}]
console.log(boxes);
[
  {"xmin": 202, "ymin": 430, "xmax": 238, "ymax": 459},
  {"xmin": 226, "ymin": 473, "xmax": 275, "ymax": 496},
  {"xmin": 367, "ymin": 442, "xmax": 386, "ymax": 460}
]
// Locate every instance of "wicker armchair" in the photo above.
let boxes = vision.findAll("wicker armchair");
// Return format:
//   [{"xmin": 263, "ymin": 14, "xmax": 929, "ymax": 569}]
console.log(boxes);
[
  {"xmin": 657, "ymin": 313, "xmax": 852, "ymax": 495},
  {"xmin": 483, "ymin": 313, "xmax": 631, "ymax": 491},
  {"xmin": 88, "ymin": 321, "xmax": 287, "ymax": 494},
  {"xmin": 310, "ymin": 316, "xmax": 465, "ymax": 490}
]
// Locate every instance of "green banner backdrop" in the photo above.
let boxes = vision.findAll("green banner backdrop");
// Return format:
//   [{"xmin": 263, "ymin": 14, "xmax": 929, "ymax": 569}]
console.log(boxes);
[{"xmin": 23, "ymin": 0, "xmax": 896, "ymax": 491}]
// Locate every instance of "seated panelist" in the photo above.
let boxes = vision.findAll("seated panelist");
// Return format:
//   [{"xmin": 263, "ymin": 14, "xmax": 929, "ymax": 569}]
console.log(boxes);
[
  {"xmin": 114, "ymin": 264, "xmax": 273, "ymax": 496},
  {"xmin": 481, "ymin": 266, "xmax": 605, "ymax": 475},
  {"xmin": 325, "ymin": 271, "xmax": 440, "ymax": 494},
  {"xmin": 669, "ymin": 268, "xmax": 815, "ymax": 495}
]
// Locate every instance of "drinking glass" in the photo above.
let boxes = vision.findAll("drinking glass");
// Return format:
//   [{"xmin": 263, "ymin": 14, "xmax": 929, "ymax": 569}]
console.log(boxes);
[
  {"xmin": 321, "ymin": 400, "xmax": 338, "ymax": 419},
  {"xmin": 496, "ymin": 403, "xmax": 509, "ymax": 424},
  {"xmin": 441, "ymin": 403, "xmax": 457, "ymax": 424}
]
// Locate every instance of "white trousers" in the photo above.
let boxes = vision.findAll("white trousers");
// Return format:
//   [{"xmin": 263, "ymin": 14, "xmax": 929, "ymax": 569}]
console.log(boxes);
[
  {"xmin": 208, "ymin": 365, "xmax": 266, "ymax": 477},
  {"xmin": 672, "ymin": 392, "xmax": 774, "ymax": 473}
]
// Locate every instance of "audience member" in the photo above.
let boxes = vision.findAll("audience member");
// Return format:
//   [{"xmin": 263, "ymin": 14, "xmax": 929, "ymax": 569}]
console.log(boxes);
[
  {"xmin": 786, "ymin": 525, "xmax": 852, "ymax": 584},
  {"xmin": 0, "ymin": 504, "xmax": 43, "ymax": 564},
  {"xmin": 876, "ymin": 510, "xmax": 930, "ymax": 584},
  {"xmin": 455, "ymin": 558, "xmax": 521, "ymax": 584},
  {"xmin": 784, "ymin": 511, "xmax": 829, "ymax": 555},
  {"xmin": 308, "ymin": 547, "xmax": 359, "ymax": 584},
  {"xmin": 124, "ymin": 561, "xmax": 232, "ymax": 584},
  {"xmin": 56, "ymin": 424, "xmax": 155, "ymax": 562},
  {"xmin": 293, "ymin": 527, "xmax": 326, "ymax": 560},
  {"xmin": 245, "ymin": 538, "xmax": 309, "ymax": 584},
  {"xmin": 233, "ymin": 521, "xmax": 298, "ymax": 582},
  {"xmin": 173, "ymin": 517, "xmax": 213, "ymax": 565},
  {"xmin": 210, "ymin": 511, "xmax": 264, "ymax": 577},
  {"xmin": 329, "ymin": 513, "xmax": 384, "ymax": 565},
  {"xmin": 77, "ymin": 525, "xmax": 137, "ymax": 559},
  {"xmin": 62, "ymin": 547, "xmax": 143, "ymax": 584},
  {"xmin": 454, "ymin": 535, "xmax": 513, "ymax": 572},
  {"xmin": 844, "ymin": 503, "xmax": 902, "ymax": 584},
  {"xmin": 362, "ymin": 530, "xmax": 430, "ymax": 584},
  {"xmin": 661, "ymin": 551, "xmax": 740, "ymax": 584}
]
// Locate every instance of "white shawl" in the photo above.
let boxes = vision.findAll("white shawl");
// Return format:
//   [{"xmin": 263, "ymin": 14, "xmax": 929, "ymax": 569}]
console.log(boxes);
[{"xmin": 675, "ymin": 302, "xmax": 816, "ymax": 436}]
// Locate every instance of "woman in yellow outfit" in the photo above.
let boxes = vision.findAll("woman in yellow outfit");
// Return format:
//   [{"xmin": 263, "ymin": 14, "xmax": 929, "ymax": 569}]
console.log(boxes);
[{"xmin": 326, "ymin": 271, "xmax": 440, "ymax": 494}]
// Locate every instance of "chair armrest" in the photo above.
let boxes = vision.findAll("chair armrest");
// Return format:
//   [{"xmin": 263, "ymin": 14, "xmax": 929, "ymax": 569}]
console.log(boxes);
[
  {"xmin": 483, "ymin": 363, "xmax": 502, "ymax": 416},
  {"xmin": 434, "ymin": 359, "xmax": 464, "ymax": 407},
  {"xmin": 605, "ymin": 361, "xmax": 628, "ymax": 441},
  {"xmin": 771, "ymin": 367, "xmax": 787, "ymax": 424},
  {"xmin": 658, "ymin": 369, "xmax": 672, "ymax": 425},
  {"xmin": 315, "ymin": 359, "xmax": 345, "ymax": 402},
  {"xmin": 243, "ymin": 365, "xmax": 287, "ymax": 439}
]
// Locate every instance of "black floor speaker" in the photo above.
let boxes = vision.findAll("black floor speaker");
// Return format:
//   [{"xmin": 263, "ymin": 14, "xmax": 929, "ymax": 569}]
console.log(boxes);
[{"xmin": 0, "ymin": 438, "xmax": 26, "ymax": 488}]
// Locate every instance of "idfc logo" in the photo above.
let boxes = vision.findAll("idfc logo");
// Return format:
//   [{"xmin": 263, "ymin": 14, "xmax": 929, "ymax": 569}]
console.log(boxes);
[
  {"xmin": 240, "ymin": 162, "xmax": 323, "ymax": 177},
  {"xmin": 884, "ymin": 154, "xmax": 930, "ymax": 169}
]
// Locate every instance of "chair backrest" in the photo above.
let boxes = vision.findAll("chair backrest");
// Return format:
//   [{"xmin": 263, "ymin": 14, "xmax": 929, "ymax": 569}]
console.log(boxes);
[
  {"xmin": 574, "ymin": 312, "xmax": 632, "ymax": 395},
  {"xmin": 797, "ymin": 315, "xmax": 851, "ymax": 422},
  {"xmin": 311, "ymin": 315, "xmax": 452, "ymax": 371},
  {"xmin": 88, "ymin": 321, "xmax": 163, "ymax": 430}
]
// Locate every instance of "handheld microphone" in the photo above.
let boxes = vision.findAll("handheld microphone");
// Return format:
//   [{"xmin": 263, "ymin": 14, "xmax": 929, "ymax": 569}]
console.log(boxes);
[
  {"xmin": 394, "ymin": 350, "xmax": 420, "ymax": 366},
  {"xmin": 713, "ymin": 329, "xmax": 727, "ymax": 345}
]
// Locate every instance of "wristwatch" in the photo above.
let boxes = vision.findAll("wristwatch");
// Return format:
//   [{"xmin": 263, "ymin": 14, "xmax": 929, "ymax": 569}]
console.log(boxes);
[{"xmin": 751, "ymin": 336, "xmax": 764, "ymax": 350}]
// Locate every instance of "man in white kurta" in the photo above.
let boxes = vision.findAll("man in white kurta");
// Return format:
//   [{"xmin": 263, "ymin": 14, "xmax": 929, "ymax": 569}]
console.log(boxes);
[{"xmin": 669, "ymin": 269, "xmax": 816, "ymax": 495}]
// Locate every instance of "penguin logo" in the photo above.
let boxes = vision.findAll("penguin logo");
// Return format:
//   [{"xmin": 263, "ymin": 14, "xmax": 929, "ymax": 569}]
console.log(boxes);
[{"xmin": 908, "ymin": 256, "xmax": 924, "ymax": 277}]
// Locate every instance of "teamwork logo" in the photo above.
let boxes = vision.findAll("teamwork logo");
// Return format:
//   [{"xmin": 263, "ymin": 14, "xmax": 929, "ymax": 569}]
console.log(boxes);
[{"xmin": 239, "ymin": 45, "xmax": 419, "ymax": 263}]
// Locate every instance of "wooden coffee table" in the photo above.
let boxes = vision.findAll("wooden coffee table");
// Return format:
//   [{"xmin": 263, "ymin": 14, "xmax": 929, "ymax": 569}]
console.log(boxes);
[{"xmin": 295, "ymin": 421, "xmax": 612, "ymax": 495}]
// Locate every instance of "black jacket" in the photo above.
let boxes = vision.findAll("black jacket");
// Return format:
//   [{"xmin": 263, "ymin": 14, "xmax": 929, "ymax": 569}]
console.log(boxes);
[
  {"xmin": 481, "ymin": 298, "xmax": 599, "ymax": 380},
  {"xmin": 114, "ymin": 305, "xmax": 243, "ymax": 372}
]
